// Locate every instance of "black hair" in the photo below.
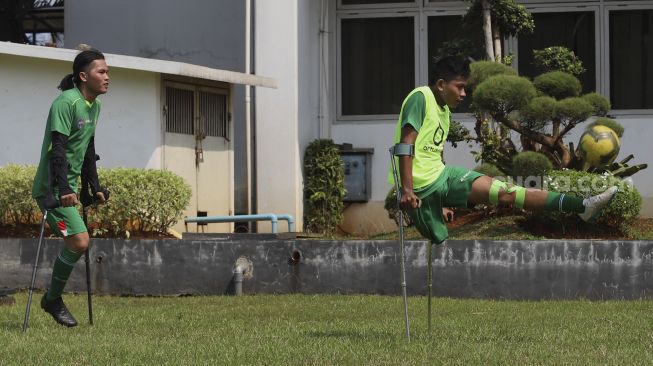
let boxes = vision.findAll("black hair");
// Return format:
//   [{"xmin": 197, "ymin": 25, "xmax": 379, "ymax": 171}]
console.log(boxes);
[
  {"xmin": 58, "ymin": 49, "xmax": 105, "ymax": 91},
  {"xmin": 429, "ymin": 56, "xmax": 471, "ymax": 85}
]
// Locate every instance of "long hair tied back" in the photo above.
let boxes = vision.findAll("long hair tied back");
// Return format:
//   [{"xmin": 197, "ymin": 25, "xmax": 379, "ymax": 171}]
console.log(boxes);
[{"xmin": 58, "ymin": 49, "xmax": 105, "ymax": 91}]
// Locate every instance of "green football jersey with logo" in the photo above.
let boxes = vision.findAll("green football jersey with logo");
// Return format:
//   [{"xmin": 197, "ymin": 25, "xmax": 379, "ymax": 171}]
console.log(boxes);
[
  {"xmin": 388, "ymin": 86, "xmax": 450, "ymax": 190},
  {"xmin": 32, "ymin": 88, "xmax": 101, "ymax": 198}
]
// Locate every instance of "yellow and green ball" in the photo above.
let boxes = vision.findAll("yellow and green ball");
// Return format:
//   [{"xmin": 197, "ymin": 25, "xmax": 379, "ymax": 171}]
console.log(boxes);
[{"xmin": 578, "ymin": 125, "xmax": 620, "ymax": 168}]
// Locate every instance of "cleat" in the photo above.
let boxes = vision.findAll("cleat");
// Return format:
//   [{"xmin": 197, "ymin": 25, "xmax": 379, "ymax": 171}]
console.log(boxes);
[
  {"xmin": 579, "ymin": 186, "xmax": 618, "ymax": 223},
  {"xmin": 41, "ymin": 295, "xmax": 78, "ymax": 327}
]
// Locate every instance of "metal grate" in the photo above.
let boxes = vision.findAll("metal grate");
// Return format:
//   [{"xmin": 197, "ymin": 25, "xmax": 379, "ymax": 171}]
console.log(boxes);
[
  {"xmin": 199, "ymin": 91, "xmax": 228, "ymax": 139},
  {"xmin": 165, "ymin": 87, "xmax": 194, "ymax": 135}
]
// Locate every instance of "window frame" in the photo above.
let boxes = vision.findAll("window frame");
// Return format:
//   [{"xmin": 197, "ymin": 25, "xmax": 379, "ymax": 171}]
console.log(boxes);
[
  {"xmin": 603, "ymin": 2, "xmax": 653, "ymax": 115},
  {"xmin": 336, "ymin": 11, "xmax": 421, "ymax": 122},
  {"xmin": 337, "ymin": 0, "xmax": 419, "ymax": 11},
  {"xmin": 514, "ymin": 4, "xmax": 601, "ymax": 96}
]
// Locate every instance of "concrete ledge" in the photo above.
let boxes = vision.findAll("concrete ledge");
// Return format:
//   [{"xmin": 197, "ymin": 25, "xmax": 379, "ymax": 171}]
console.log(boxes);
[{"xmin": 1, "ymin": 238, "xmax": 653, "ymax": 299}]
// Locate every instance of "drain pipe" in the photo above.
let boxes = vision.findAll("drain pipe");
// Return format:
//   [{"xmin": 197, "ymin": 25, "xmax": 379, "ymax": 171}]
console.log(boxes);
[
  {"xmin": 233, "ymin": 265, "xmax": 244, "ymax": 296},
  {"xmin": 233, "ymin": 256, "xmax": 253, "ymax": 296}
]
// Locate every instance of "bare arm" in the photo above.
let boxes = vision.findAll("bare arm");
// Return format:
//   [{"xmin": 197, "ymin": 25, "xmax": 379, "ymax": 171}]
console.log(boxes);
[{"xmin": 399, "ymin": 125, "xmax": 421, "ymax": 209}]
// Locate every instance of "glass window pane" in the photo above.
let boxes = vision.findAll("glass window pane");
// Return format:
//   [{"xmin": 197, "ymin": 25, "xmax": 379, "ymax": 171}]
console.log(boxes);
[
  {"xmin": 518, "ymin": 11, "xmax": 596, "ymax": 94},
  {"xmin": 609, "ymin": 9, "xmax": 653, "ymax": 110},
  {"xmin": 428, "ymin": 15, "xmax": 485, "ymax": 113},
  {"xmin": 341, "ymin": 17, "xmax": 415, "ymax": 115}
]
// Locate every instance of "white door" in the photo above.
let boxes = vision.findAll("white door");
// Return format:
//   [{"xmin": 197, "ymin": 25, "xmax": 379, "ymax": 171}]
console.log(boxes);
[{"xmin": 163, "ymin": 82, "xmax": 232, "ymax": 233}]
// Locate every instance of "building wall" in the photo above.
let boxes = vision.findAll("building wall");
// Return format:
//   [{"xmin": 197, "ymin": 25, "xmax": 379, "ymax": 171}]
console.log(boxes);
[
  {"xmin": 64, "ymin": 0, "xmax": 250, "ymax": 214},
  {"xmin": 0, "ymin": 54, "xmax": 161, "ymax": 169},
  {"xmin": 255, "ymin": 0, "xmax": 304, "ymax": 231}
]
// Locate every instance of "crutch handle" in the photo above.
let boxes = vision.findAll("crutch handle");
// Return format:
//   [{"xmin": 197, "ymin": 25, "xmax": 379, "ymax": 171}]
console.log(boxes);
[{"xmin": 42, "ymin": 195, "xmax": 60, "ymax": 210}]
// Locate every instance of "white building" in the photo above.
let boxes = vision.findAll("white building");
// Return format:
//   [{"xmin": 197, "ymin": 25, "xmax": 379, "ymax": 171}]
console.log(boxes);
[{"xmin": 1, "ymin": 0, "xmax": 652, "ymax": 234}]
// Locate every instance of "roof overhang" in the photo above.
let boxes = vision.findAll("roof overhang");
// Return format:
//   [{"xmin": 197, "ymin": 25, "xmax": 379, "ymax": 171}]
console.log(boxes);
[{"xmin": 0, "ymin": 42, "xmax": 276, "ymax": 88}]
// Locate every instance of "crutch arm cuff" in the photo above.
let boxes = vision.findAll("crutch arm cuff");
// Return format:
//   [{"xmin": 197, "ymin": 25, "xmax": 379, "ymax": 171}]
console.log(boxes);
[{"xmin": 391, "ymin": 143, "xmax": 415, "ymax": 157}]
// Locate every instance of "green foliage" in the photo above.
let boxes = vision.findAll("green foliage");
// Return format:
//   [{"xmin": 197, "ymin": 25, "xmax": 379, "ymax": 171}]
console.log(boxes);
[
  {"xmin": 533, "ymin": 46, "xmax": 585, "ymax": 77},
  {"xmin": 383, "ymin": 186, "xmax": 412, "ymax": 227},
  {"xmin": 303, "ymin": 139, "xmax": 346, "ymax": 234},
  {"xmin": 468, "ymin": 61, "xmax": 517, "ymax": 89},
  {"xmin": 555, "ymin": 97, "xmax": 594, "ymax": 124},
  {"xmin": 0, "ymin": 165, "xmax": 191, "ymax": 236},
  {"xmin": 447, "ymin": 119, "xmax": 471, "ymax": 148},
  {"xmin": 0, "ymin": 164, "xmax": 39, "ymax": 225},
  {"xmin": 473, "ymin": 163, "xmax": 504, "ymax": 178},
  {"xmin": 541, "ymin": 169, "xmax": 641, "ymax": 232},
  {"xmin": 464, "ymin": 0, "xmax": 535, "ymax": 38},
  {"xmin": 582, "ymin": 92, "xmax": 611, "ymax": 117},
  {"xmin": 436, "ymin": 38, "xmax": 484, "ymax": 61},
  {"xmin": 88, "ymin": 168, "xmax": 192, "ymax": 236},
  {"xmin": 473, "ymin": 75, "xmax": 536, "ymax": 114},
  {"xmin": 511, "ymin": 151, "xmax": 553, "ymax": 179},
  {"xmin": 533, "ymin": 71, "xmax": 581, "ymax": 100},
  {"xmin": 520, "ymin": 96, "xmax": 557, "ymax": 131},
  {"xmin": 589, "ymin": 118, "xmax": 624, "ymax": 138}
]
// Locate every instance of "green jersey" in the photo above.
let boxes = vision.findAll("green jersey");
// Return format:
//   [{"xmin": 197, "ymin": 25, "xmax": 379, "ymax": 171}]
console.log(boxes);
[
  {"xmin": 32, "ymin": 88, "xmax": 101, "ymax": 198},
  {"xmin": 388, "ymin": 86, "xmax": 450, "ymax": 189}
]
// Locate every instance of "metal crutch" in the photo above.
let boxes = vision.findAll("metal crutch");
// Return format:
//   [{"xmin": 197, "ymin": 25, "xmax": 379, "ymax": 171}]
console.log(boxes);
[
  {"xmin": 389, "ymin": 144, "xmax": 413, "ymax": 342},
  {"xmin": 79, "ymin": 176, "xmax": 109, "ymax": 325},
  {"xmin": 23, "ymin": 195, "xmax": 59, "ymax": 332}
]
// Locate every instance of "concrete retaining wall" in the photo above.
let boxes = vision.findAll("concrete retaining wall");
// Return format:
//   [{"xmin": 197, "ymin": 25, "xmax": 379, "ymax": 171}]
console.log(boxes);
[{"xmin": 2, "ymin": 238, "xmax": 653, "ymax": 299}]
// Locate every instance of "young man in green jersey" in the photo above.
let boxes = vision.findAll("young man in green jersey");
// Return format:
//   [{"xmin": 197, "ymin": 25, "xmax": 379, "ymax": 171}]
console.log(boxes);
[
  {"xmin": 390, "ymin": 56, "xmax": 617, "ymax": 245},
  {"xmin": 32, "ymin": 49, "xmax": 109, "ymax": 327}
]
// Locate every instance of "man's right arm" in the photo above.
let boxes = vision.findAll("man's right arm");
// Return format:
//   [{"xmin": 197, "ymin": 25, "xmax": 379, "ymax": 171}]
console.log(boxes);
[{"xmin": 399, "ymin": 125, "xmax": 421, "ymax": 209}]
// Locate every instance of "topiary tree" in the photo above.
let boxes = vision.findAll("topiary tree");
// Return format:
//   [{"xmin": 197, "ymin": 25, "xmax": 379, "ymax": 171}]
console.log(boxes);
[
  {"xmin": 511, "ymin": 151, "xmax": 552, "ymax": 188},
  {"xmin": 463, "ymin": 0, "xmax": 534, "ymax": 61},
  {"xmin": 533, "ymin": 46, "xmax": 585, "ymax": 77},
  {"xmin": 303, "ymin": 139, "xmax": 346, "ymax": 235}
]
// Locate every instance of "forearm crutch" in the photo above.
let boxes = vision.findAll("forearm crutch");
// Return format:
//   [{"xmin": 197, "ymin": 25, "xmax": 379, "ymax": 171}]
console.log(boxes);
[
  {"xmin": 23, "ymin": 195, "xmax": 59, "ymax": 332},
  {"xmin": 389, "ymin": 144, "xmax": 414, "ymax": 342}
]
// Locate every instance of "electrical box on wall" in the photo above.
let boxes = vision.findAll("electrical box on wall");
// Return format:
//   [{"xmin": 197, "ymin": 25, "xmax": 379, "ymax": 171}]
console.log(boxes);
[{"xmin": 340, "ymin": 147, "xmax": 374, "ymax": 202}]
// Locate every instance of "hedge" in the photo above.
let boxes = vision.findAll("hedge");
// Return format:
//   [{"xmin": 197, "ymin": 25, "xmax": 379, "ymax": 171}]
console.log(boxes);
[{"xmin": 0, "ymin": 165, "xmax": 191, "ymax": 237}]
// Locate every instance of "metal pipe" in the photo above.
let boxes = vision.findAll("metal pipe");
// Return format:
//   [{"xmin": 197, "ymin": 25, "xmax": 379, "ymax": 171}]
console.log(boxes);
[
  {"xmin": 185, "ymin": 214, "xmax": 296, "ymax": 233},
  {"xmin": 233, "ymin": 266, "xmax": 244, "ymax": 296}
]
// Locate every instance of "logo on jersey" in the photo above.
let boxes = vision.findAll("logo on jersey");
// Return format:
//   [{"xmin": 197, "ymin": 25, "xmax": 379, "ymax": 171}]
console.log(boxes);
[
  {"xmin": 78, "ymin": 119, "xmax": 85, "ymax": 129},
  {"xmin": 57, "ymin": 220, "xmax": 68, "ymax": 236}
]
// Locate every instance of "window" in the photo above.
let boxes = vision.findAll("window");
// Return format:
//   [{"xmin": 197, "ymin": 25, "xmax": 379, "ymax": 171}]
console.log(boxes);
[
  {"xmin": 165, "ymin": 84, "xmax": 229, "ymax": 139},
  {"xmin": 427, "ymin": 14, "xmax": 485, "ymax": 112},
  {"xmin": 609, "ymin": 9, "xmax": 653, "ymax": 110},
  {"xmin": 517, "ymin": 11, "xmax": 596, "ymax": 94},
  {"xmin": 342, "ymin": 0, "xmax": 413, "ymax": 4},
  {"xmin": 340, "ymin": 16, "xmax": 416, "ymax": 116}
]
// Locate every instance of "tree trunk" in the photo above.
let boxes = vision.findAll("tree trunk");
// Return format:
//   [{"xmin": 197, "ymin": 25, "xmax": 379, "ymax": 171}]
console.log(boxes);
[
  {"xmin": 492, "ymin": 22, "xmax": 502, "ymax": 61},
  {"xmin": 481, "ymin": 0, "xmax": 494, "ymax": 61}
]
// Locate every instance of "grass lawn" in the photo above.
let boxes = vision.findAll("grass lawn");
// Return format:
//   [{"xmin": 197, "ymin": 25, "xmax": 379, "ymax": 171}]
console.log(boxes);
[{"xmin": 2, "ymin": 293, "xmax": 653, "ymax": 365}]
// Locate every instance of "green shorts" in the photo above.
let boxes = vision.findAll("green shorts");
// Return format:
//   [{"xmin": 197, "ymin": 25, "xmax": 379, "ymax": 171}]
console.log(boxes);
[
  {"xmin": 407, "ymin": 166, "xmax": 484, "ymax": 245},
  {"xmin": 36, "ymin": 198, "xmax": 87, "ymax": 237}
]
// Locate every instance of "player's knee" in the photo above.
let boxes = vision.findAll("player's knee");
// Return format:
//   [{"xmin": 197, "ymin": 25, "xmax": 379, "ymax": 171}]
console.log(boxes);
[
  {"xmin": 497, "ymin": 190, "xmax": 515, "ymax": 206},
  {"xmin": 65, "ymin": 232, "xmax": 90, "ymax": 252}
]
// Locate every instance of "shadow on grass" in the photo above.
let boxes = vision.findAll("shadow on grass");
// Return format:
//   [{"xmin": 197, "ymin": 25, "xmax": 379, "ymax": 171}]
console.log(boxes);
[{"xmin": 307, "ymin": 329, "xmax": 395, "ymax": 340}]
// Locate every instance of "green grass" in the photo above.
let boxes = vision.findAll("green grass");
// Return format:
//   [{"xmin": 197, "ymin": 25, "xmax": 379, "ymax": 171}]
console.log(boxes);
[{"xmin": 3, "ymin": 293, "xmax": 653, "ymax": 365}]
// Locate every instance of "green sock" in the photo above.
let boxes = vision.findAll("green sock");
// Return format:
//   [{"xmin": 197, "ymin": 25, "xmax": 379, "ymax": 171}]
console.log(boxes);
[
  {"xmin": 46, "ymin": 247, "xmax": 83, "ymax": 301},
  {"xmin": 545, "ymin": 192, "xmax": 585, "ymax": 214}
]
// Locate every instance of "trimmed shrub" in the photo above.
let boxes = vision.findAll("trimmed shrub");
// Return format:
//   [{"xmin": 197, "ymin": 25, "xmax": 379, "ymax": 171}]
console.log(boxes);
[
  {"xmin": 555, "ymin": 97, "xmax": 594, "ymax": 123},
  {"xmin": 539, "ymin": 169, "xmax": 641, "ymax": 233},
  {"xmin": 468, "ymin": 61, "xmax": 517, "ymax": 89},
  {"xmin": 533, "ymin": 71, "xmax": 581, "ymax": 100},
  {"xmin": 588, "ymin": 117, "xmax": 624, "ymax": 138},
  {"xmin": 0, "ymin": 165, "xmax": 192, "ymax": 236},
  {"xmin": 303, "ymin": 139, "xmax": 346, "ymax": 235},
  {"xmin": 88, "ymin": 168, "xmax": 192, "ymax": 236},
  {"xmin": 533, "ymin": 46, "xmax": 585, "ymax": 77},
  {"xmin": 0, "ymin": 164, "xmax": 39, "ymax": 225},
  {"xmin": 520, "ymin": 96, "xmax": 557, "ymax": 131},
  {"xmin": 473, "ymin": 75, "xmax": 537, "ymax": 114},
  {"xmin": 512, "ymin": 152, "xmax": 553, "ymax": 179},
  {"xmin": 582, "ymin": 92, "xmax": 611, "ymax": 117},
  {"xmin": 473, "ymin": 163, "xmax": 504, "ymax": 178}
]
